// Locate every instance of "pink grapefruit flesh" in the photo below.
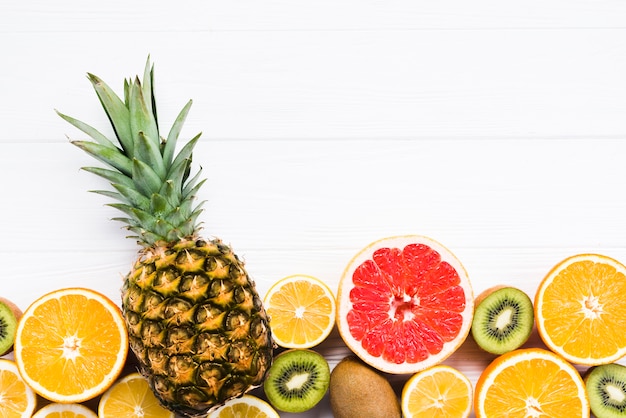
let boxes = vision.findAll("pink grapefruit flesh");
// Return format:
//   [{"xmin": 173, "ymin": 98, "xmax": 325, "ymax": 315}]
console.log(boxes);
[{"xmin": 336, "ymin": 235, "xmax": 474, "ymax": 374}]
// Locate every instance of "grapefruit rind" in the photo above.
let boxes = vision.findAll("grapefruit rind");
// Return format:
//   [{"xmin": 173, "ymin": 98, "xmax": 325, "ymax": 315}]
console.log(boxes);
[
  {"xmin": 336, "ymin": 235, "xmax": 474, "ymax": 374},
  {"xmin": 535, "ymin": 253, "xmax": 626, "ymax": 366}
]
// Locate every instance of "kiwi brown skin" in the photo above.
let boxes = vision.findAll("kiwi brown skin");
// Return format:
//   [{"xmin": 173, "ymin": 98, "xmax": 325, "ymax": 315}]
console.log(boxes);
[
  {"xmin": 474, "ymin": 285, "xmax": 508, "ymax": 306},
  {"xmin": 0, "ymin": 297, "xmax": 23, "ymax": 356},
  {"xmin": 329, "ymin": 355, "xmax": 401, "ymax": 418},
  {"xmin": 471, "ymin": 285, "xmax": 534, "ymax": 355}
]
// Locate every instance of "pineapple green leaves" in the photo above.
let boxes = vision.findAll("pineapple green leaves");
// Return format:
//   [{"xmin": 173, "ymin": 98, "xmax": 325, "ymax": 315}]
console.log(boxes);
[{"xmin": 56, "ymin": 58, "xmax": 204, "ymax": 246}]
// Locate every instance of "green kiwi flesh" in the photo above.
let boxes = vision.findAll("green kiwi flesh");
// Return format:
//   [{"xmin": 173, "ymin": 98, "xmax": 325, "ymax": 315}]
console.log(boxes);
[
  {"xmin": 471, "ymin": 287, "xmax": 533, "ymax": 355},
  {"xmin": 0, "ymin": 298, "xmax": 21, "ymax": 356},
  {"xmin": 586, "ymin": 363, "xmax": 626, "ymax": 418},
  {"xmin": 263, "ymin": 349, "xmax": 330, "ymax": 413}
]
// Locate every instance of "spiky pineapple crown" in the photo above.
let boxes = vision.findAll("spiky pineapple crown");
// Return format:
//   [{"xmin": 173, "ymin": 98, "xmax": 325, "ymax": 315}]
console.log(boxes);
[{"xmin": 57, "ymin": 58, "xmax": 205, "ymax": 247}]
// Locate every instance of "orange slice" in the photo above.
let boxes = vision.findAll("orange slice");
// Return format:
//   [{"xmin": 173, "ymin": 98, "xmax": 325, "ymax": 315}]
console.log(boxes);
[
  {"xmin": 263, "ymin": 274, "xmax": 336, "ymax": 348},
  {"xmin": 14, "ymin": 288, "xmax": 128, "ymax": 403},
  {"xmin": 535, "ymin": 253, "xmax": 626, "ymax": 365},
  {"xmin": 98, "ymin": 372, "xmax": 174, "ymax": 418},
  {"xmin": 0, "ymin": 358, "xmax": 37, "ymax": 417},
  {"xmin": 32, "ymin": 403, "xmax": 98, "ymax": 417},
  {"xmin": 336, "ymin": 235, "xmax": 474, "ymax": 374},
  {"xmin": 401, "ymin": 364, "xmax": 472, "ymax": 417},
  {"xmin": 206, "ymin": 394, "xmax": 279, "ymax": 418},
  {"xmin": 474, "ymin": 348, "xmax": 589, "ymax": 417}
]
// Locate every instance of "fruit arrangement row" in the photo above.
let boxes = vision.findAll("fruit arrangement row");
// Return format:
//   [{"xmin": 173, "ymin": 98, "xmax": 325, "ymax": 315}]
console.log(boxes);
[{"xmin": 2, "ymin": 237, "xmax": 626, "ymax": 417}]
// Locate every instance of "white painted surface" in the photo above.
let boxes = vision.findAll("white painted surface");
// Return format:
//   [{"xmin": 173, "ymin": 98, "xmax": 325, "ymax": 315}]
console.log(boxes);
[{"xmin": 2, "ymin": 2, "xmax": 626, "ymax": 416}]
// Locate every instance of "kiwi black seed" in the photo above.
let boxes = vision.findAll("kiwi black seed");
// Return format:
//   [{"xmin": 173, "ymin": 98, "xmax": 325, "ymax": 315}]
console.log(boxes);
[
  {"xmin": 0, "ymin": 297, "xmax": 22, "ymax": 356},
  {"xmin": 471, "ymin": 286, "xmax": 534, "ymax": 355},
  {"xmin": 263, "ymin": 348, "xmax": 330, "ymax": 413},
  {"xmin": 586, "ymin": 363, "xmax": 626, "ymax": 418}
]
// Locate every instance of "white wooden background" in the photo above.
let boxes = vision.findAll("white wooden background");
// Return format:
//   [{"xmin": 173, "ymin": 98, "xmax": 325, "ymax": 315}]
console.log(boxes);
[{"xmin": 2, "ymin": 2, "xmax": 626, "ymax": 417}]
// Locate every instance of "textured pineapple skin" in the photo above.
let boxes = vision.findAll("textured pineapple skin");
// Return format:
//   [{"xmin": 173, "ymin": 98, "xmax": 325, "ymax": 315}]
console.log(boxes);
[{"xmin": 122, "ymin": 237, "xmax": 274, "ymax": 417}]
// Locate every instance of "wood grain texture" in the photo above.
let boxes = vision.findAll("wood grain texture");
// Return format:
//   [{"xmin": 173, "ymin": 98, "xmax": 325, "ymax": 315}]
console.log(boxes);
[
  {"xmin": 3, "ymin": 29, "xmax": 626, "ymax": 142},
  {"xmin": 2, "ymin": 2, "xmax": 625, "ymax": 417}
]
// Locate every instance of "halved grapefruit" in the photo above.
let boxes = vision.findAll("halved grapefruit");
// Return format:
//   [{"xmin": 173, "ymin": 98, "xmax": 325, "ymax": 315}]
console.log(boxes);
[{"xmin": 336, "ymin": 235, "xmax": 474, "ymax": 374}]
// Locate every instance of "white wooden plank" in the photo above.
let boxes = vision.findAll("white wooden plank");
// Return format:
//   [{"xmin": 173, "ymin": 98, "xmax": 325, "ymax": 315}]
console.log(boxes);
[
  {"xmin": 2, "ymin": 0, "xmax": 625, "ymax": 32},
  {"xmin": 3, "ymin": 139, "xmax": 626, "ymax": 253},
  {"xmin": 2, "ymin": 29, "xmax": 625, "ymax": 143},
  {"xmin": 5, "ymin": 137, "xmax": 626, "ymax": 314}
]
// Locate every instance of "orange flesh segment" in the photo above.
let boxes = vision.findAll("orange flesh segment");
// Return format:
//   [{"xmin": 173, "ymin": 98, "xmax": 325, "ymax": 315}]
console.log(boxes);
[
  {"xmin": 19, "ymin": 293, "xmax": 124, "ymax": 396},
  {"xmin": 0, "ymin": 368, "xmax": 31, "ymax": 415},
  {"xmin": 485, "ymin": 358, "xmax": 583, "ymax": 416},
  {"xmin": 540, "ymin": 258, "xmax": 626, "ymax": 360}
]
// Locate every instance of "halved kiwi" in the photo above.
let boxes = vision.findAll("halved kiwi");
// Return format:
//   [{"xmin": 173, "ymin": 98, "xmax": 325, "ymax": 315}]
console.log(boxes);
[
  {"xmin": 586, "ymin": 363, "xmax": 626, "ymax": 418},
  {"xmin": 471, "ymin": 286, "xmax": 534, "ymax": 355},
  {"xmin": 263, "ymin": 348, "xmax": 330, "ymax": 413},
  {"xmin": 0, "ymin": 297, "xmax": 22, "ymax": 356}
]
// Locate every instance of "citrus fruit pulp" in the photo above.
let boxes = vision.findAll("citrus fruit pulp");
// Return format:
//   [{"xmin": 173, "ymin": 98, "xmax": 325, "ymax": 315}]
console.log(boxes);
[
  {"xmin": 98, "ymin": 372, "xmax": 174, "ymax": 418},
  {"xmin": 263, "ymin": 274, "xmax": 336, "ymax": 348},
  {"xmin": 535, "ymin": 253, "xmax": 626, "ymax": 365},
  {"xmin": 474, "ymin": 348, "xmax": 589, "ymax": 418},
  {"xmin": 336, "ymin": 235, "xmax": 474, "ymax": 374},
  {"xmin": 14, "ymin": 287, "xmax": 128, "ymax": 403},
  {"xmin": 206, "ymin": 394, "xmax": 280, "ymax": 418},
  {"xmin": 401, "ymin": 364, "xmax": 472, "ymax": 418},
  {"xmin": 32, "ymin": 403, "xmax": 98, "ymax": 418},
  {"xmin": 0, "ymin": 358, "xmax": 37, "ymax": 417}
]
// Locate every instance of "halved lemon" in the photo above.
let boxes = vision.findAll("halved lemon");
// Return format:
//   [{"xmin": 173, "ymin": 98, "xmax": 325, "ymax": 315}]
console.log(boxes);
[
  {"xmin": 401, "ymin": 364, "xmax": 472, "ymax": 417},
  {"xmin": 207, "ymin": 394, "xmax": 279, "ymax": 418},
  {"xmin": 98, "ymin": 372, "xmax": 174, "ymax": 418},
  {"xmin": 0, "ymin": 358, "xmax": 37, "ymax": 417},
  {"xmin": 32, "ymin": 403, "xmax": 98, "ymax": 417},
  {"xmin": 263, "ymin": 274, "xmax": 336, "ymax": 348},
  {"xmin": 14, "ymin": 287, "xmax": 129, "ymax": 403}
]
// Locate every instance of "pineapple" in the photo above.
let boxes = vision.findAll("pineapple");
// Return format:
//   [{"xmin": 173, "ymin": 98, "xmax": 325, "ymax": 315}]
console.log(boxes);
[{"xmin": 57, "ymin": 59, "xmax": 274, "ymax": 417}]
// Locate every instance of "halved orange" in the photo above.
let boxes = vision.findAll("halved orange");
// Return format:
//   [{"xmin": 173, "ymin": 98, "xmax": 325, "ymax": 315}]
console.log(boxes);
[
  {"xmin": 32, "ymin": 403, "xmax": 98, "ymax": 418},
  {"xmin": 474, "ymin": 348, "xmax": 589, "ymax": 417},
  {"xmin": 14, "ymin": 288, "xmax": 128, "ymax": 403},
  {"xmin": 206, "ymin": 394, "xmax": 279, "ymax": 418},
  {"xmin": 401, "ymin": 364, "xmax": 472, "ymax": 417},
  {"xmin": 263, "ymin": 274, "xmax": 336, "ymax": 348},
  {"xmin": 535, "ymin": 253, "xmax": 626, "ymax": 365},
  {"xmin": 336, "ymin": 235, "xmax": 474, "ymax": 374},
  {"xmin": 0, "ymin": 358, "xmax": 37, "ymax": 417},
  {"xmin": 98, "ymin": 372, "xmax": 174, "ymax": 418}
]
